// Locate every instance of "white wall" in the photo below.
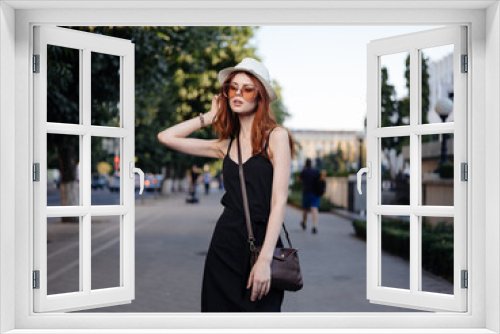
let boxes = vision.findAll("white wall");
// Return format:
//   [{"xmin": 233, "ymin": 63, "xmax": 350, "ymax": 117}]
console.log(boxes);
[
  {"xmin": 0, "ymin": 2, "xmax": 16, "ymax": 334},
  {"xmin": 485, "ymin": 2, "xmax": 500, "ymax": 333}
]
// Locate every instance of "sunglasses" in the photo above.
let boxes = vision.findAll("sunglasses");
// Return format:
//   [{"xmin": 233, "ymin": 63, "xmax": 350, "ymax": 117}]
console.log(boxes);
[{"xmin": 222, "ymin": 82, "xmax": 259, "ymax": 102}]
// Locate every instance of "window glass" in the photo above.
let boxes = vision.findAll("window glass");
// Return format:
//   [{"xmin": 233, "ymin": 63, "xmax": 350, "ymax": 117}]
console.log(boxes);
[
  {"xmin": 380, "ymin": 52, "xmax": 410, "ymax": 127},
  {"xmin": 47, "ymin": 216, "xmax": 81, "ymax": 295},
  {"xmin": 421, "ymin": 45, "xmax": 454, "ymax": 125}
]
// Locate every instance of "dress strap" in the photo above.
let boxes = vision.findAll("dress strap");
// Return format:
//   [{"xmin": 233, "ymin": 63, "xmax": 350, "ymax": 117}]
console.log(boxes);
[
  {"xmin": 264, "ymin": 127, "xmax": 277, "ymax": 159},
  {"xmin": 226, "ymin": 137, "xmax": 234, "ymax": 157}
]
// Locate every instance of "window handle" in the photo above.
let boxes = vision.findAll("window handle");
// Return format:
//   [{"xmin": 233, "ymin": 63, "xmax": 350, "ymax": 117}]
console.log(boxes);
[
  {"xmin": 357, "ymin": 161, "xmax": 371, "ymax": 195},
  {"xmin": 130, "ymin": 162, "xmax": 144, "ymax": 195}
]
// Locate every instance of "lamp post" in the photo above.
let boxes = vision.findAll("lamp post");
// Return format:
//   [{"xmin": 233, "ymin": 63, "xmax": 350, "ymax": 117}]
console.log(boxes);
[
  {"xmin": 358, "ymin": 130, "xmax": 365, "ymax": 170},
  {"xmin": 434, "ymin": 98, "xmax": 453, "ymax": 172}
]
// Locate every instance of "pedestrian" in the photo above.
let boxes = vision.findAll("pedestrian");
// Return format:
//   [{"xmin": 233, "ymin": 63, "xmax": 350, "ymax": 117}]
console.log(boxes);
[
  {"xmin": 298, "ymin": 158, "xmax": 320, "ymax": 234},
  {"xmin": 203, "ymin": 166, "xmax": 211, "ymax": 195},
  {"xmin": 157, "ymin": 58, "xmax": 295, "ymax": 312},
  {"xmin": 216, "ymin": 172, "xmax": 224, "ymax": 191},
  {"xmin": 187, "ymin": 165, "xmax": 200, "ymax": 203}
]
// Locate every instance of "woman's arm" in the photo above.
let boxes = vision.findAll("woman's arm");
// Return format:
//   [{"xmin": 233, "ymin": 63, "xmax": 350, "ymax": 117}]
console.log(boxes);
[
  {"xmin": 247, "ymin": 127, "xmax": 292, "ymax": 301},
  {"xmin": 157, "ymin": 95, "xmax": 226, "ymax": 159}
]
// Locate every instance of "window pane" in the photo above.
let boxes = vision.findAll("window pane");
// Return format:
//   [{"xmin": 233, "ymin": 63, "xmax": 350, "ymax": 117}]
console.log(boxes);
[
  {"xmin": 47, "ymin": 216, "xmax": 81, "ymax": 295},
  {"xmin": 381, "ymin": 136, "xmax": 410, "ymax": 205},
  {"xmin": 380, "ymin": 52, "xmax": 410, "ymax": 127},
  {"xmin": 421, "ymin": 216, "xmax": 454, "ymax": 294},
  {"xmin": 91, "ymin": 215, "xmax": 121, "ymax": 290},
  {"xmin": 421, "ymin": 133, "xmax": 454, "ymax": 206},
  {"xmin": 47, "ymin": 134, "xmax": 80, "ymax": 206},
  {"xmin": 47, "ymin": 45, "xmax": 80, "ymax": 124},
  {"xmin": 381, "ymin": 215, "xmax": 410, "ymax": 290},
  {"xmin": 421, "ymin": 44, "xmax": 454, "ymax": 125},
  {"xmin": 91, "ymin": 137, "xmax": 121, "ymax": 205},
  {"xmin": 91, "ymin": 52, "xmax": 120, "ymax": 127}
]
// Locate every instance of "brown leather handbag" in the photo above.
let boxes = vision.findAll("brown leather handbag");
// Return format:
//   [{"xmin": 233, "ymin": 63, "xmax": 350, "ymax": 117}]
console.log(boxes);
[{"xmin": 236, "ymin": 136, "xmax": 303, "ymax": 292}]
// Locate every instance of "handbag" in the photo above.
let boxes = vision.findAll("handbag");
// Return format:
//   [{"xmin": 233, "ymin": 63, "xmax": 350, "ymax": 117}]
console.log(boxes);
[{"xmin": 236, "ymin": 136, "xmax": 303, "ymax": 292}]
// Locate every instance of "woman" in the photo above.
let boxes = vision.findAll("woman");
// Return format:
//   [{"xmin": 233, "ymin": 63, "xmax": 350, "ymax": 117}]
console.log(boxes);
[{"xmin": 157, "ymin": 58, "xmax": 295, "ymax": 312}]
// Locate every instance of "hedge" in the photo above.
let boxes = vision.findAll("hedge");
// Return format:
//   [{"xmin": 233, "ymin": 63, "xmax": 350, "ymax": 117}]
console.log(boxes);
[{"xmin": 352, "ymin": 218, "xmax": 454, "ymax": 283}]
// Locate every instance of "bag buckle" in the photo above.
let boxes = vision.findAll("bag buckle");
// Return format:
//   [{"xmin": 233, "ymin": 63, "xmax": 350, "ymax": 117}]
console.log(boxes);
[{"xmin": 248, "ymin": 237, "xmax": 256, "ymax": 252}]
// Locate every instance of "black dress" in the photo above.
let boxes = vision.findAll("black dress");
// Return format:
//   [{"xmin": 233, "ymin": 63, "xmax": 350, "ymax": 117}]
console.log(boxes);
[{"xmin": 201, "ymin": 129, "xmax": 284, "ymax": 312}]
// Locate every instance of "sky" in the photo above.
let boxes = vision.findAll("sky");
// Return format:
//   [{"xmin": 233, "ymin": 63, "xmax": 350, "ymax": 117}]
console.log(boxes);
[{"xmin": 250, "ymin": 26, "xmax": 450, "ymax": 131}]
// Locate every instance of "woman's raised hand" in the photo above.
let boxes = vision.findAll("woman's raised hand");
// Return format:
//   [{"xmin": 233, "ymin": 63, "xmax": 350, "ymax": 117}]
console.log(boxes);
[
  {"xmin": 207, "ymin": 94, "xmax": 220, "ymax": 121},
  {"xmin": 156, "ymin": 92, "xmax": 223, "ymax": 158}
]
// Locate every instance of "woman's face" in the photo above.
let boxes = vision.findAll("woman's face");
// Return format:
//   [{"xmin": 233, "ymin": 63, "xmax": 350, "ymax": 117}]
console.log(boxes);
[{"xmin": 227, "ymin": 73, "xmax": 258, "ymax": 115}]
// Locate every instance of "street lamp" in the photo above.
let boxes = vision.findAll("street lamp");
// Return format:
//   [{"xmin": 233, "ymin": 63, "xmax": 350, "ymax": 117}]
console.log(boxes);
[
  {"xmin": 434, "ymin": 97, "xmax": 453, "ymax": 172},
  {"xmin": 358, "ymin": 130, "xmax": 365, "ymax": 170}
]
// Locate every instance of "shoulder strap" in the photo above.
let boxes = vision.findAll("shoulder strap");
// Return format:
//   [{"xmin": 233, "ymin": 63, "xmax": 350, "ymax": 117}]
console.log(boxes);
[
  {"xmin": 264, "ymin": 127, "xmax": 277, "ymax": 159},
  {"xmin": 226, "ymin": 137, "xmax": 234, "ymax": 157}
]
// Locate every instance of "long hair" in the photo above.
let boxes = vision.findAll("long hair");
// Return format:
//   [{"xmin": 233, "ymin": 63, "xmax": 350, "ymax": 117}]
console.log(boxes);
[{"xmin": 213, "ymin": 70, "xmax": 295, "ymax": 159}]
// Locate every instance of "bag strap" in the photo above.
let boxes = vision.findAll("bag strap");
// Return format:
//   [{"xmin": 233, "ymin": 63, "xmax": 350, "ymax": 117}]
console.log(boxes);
[{"xmin": 236, "ymin": 135, "xmax": 293, "ymax": 251}]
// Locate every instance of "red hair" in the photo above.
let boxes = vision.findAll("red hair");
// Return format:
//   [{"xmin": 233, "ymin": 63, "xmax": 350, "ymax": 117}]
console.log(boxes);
[{"xmin": 213, "ymin": 71, "xmax": 295, "ymax": 159}]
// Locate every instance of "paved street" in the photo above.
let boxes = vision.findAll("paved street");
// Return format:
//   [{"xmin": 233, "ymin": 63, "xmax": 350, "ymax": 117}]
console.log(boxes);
[{"xmin": 45, "ymin": 188, "xmax": 453, "ymax": 313}]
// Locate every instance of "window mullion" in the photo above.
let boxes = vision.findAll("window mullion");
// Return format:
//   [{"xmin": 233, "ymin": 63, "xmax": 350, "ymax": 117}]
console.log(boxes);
[
  {"xmin": 409, "ymin": 46, "xmax": 419, "ymax": 294},
  {"xmin": 82, "ymin": 47, "xmax": 92, "ymax": 294}
]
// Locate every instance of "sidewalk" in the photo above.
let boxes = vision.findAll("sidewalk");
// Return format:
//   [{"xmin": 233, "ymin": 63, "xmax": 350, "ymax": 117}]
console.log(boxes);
[{"xmin": 76, "ymin": 189, "xmax": 453, "ymax": 313}]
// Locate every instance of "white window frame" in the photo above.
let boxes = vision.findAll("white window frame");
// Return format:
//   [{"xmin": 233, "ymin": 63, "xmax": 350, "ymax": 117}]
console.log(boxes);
[
  {"xmin": 366, "ymin": 26, "xmax": 468, "ymax": 312},
  {"xmin": 0, "ymin": 1, "xmax": 498, "ymax": 333},
  {"xmin": 33, "ymin": 25, "xmax": 136, "ymax": 313}
]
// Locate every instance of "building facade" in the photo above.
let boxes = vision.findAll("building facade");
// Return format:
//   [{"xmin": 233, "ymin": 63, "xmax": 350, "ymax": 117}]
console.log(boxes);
[{"xmin": 289, "ymin": 129, "xmax": 365, "ymax": 173}]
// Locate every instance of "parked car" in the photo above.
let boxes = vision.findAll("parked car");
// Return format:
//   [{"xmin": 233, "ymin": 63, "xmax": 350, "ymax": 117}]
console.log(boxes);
[
  {"xmin": 108, "ymin": 174, "xmax": 120, "ymax": 192},
  {"xmin": 135, "ymin": 173, "xmax": 140, "ymax": 191},
  {"xmin": 144, "ymin": 173, "xmax": 163, "ymax": 192},
  {"xmin": 91, "ymin": 173, "xmax": 108, "ymax": 190},
  {"xmin": 109, "ymin": 173, "xmax": 153, "ymax": 193}
]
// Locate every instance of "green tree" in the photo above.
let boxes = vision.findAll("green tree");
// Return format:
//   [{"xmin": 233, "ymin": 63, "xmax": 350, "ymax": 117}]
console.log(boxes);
[
  {"xmin": 379, "ymin": 65, "xmax": 406, "ymax": 181},
  {"xmin": 321, "ymin": 142, "xmax": 346, "ymax": 174},
  {"xmin": 270, "ymin": 79, "xmax": 291, "ymax": 125},
  {"xmin": 398, "ymin": 53, "xmax": 431, "ymax": 138},
  {"xmin": 380, "ymin": 67, "xmax": 398, "ymax": 129}
]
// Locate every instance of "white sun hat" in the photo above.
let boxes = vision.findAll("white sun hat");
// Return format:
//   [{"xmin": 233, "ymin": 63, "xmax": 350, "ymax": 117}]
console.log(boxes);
[{"xmin": 218, "ymin": 58, "xmax": 278, "ymax": 102}]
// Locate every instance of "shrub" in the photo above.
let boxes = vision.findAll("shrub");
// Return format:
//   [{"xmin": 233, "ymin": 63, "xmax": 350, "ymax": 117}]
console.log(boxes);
[
  {"xmin": 352, "ymin": 218, "xmax": 454, "ymax": 283},
  {"xmin": 437, "ymin": 162, "xmax": 454, "ymax": 179},
  {"xmin": 331, "ymin": 171, "xmax": 353, "ymax": 177},
  {"xmin": 319, "ymin": 196, "xmax": 334, "ymax": 212},
  {"xmin": 352, "ymin": 219, "xmax": 366, "ymax": 239},
  {"xmin": 287, "ymin": 190, "xmax": 302, "ymax": 207},
  {"xmin": 290, "ymin": 171, "xmax": 303, "ymax": 192}
]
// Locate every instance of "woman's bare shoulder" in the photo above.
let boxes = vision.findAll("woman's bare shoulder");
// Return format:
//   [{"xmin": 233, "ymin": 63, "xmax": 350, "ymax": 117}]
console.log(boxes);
[
  {"xmin": 272, "ymin": 126, "xmax": 288, "ymax": 135},
  {"xmin": 267, "ymin": 126, "xmax": 290, "ymax": 160}
]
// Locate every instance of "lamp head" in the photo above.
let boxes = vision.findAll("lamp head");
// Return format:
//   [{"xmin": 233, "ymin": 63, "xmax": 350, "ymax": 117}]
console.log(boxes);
[{"xmin": 435, "ymin": 98, "xmax": 453, "ymax": 117}]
